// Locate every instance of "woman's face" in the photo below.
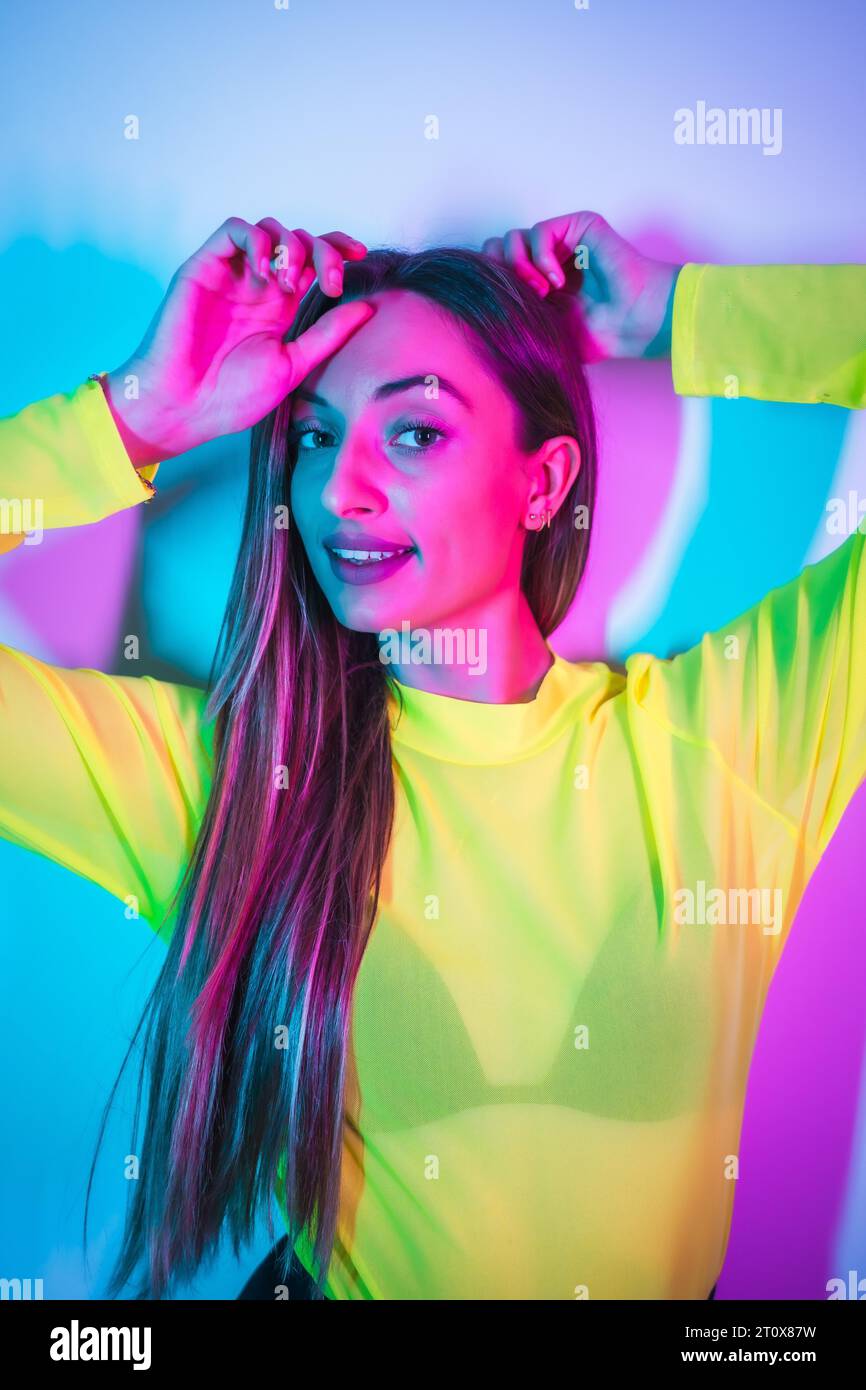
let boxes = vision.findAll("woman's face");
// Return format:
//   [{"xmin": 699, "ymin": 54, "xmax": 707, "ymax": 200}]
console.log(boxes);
[{"xmin": 289, "ymin": 287, "xmax": 579, "ymax": 636}]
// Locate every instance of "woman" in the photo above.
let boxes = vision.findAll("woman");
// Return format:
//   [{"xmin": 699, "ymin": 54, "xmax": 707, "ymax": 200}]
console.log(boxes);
[{"xmin": 0, "ymin": 214, "xmax": 863, "ymax": 1300}]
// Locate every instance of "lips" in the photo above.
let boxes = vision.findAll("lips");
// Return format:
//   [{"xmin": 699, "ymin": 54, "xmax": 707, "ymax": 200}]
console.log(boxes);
[
  {"xmin": 324, "ymin": 540, "xmax": 416, "ymax": 587},
  {"xmin": 328, "ymin": 544, "xmax": 413, "ymax": 564},
  {"xmin": 323, "ymin": 531, "xmax": 415, "ymax": 560}
]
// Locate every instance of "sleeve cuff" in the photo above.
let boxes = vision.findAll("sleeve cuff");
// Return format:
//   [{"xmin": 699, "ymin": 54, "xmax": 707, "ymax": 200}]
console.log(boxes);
[
  {"xmin": 75, "ymin": 374, "xmax": 160, "ymax": 508},
  {"xmin": 670, "ymin": 263, "xmax": 706, "ymax": 397},
  {"xmin": 669, "ymin": 263, "xmax": 866, "ymax": 407}
]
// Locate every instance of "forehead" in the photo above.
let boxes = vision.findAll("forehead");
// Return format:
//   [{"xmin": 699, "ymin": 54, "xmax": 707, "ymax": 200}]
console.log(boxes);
[{"xmin": 296, "ymin": 287, "xmax": 497, "ymax": 408}]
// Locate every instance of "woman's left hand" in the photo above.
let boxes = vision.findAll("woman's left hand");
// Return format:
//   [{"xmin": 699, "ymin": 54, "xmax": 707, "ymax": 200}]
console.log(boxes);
[{"xmin": 481, "ymin": 211, "xmax": 681, "ymax": 362}]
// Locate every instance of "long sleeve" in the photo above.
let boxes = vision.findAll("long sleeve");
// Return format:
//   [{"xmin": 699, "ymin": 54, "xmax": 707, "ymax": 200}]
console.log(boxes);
[
  {"xmin": 634, "ymin": 263, "xmax": 866, "ymax": 865},
  {"xmin": 0, "ymin": 374, "xmax": 160, "ymax": 554},
  {"xmin": 628, "ymin": 525, "xmax": 866, "ymax": 865},
  {"xmin": 671, "ymin": 262, "xmax": 866, "ymax": 408},
  {"xmin": 0, "ymin": 378, "xmax": 213, "ymax": 936}
]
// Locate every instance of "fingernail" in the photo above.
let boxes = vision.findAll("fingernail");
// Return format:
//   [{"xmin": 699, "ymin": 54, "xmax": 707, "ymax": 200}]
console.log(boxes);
[{"xmin": 327, "ymin": 269, "xmax": 341, "ymax": 291}]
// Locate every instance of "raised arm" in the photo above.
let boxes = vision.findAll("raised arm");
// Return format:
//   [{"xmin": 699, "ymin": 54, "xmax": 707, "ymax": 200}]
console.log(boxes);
[
  {"xmin": 628, "ymin": 521, "xmax": 866, "ymax": 871},
  {"xmin": 0, "ymin": 216, "xmax": 378, "ymax": 932},
  {"xmin": 482, "ymin": 210, "xmax": 866, "ymax": 880},
  {"xmin": 646, "ymin": 256, "xmax": 866, "ymax": 863},
  {"xmin": 0, "ymin": 381, "xmax": 212, "ymax": 934},
  {"xmin": 0, "ymin": 378, "xmax": 156, "ymax": 557},
  {"xmin": 479, "ymin": 209, "xmax": 866, "ymax": 409},
  {"xmin": 670, "ymin": 262, "xmax": 866, "ymax": 408}
]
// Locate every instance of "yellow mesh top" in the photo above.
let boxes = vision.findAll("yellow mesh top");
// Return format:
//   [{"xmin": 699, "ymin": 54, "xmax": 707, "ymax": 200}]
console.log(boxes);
[{"xmin": 1, "ymin": 263, "xmax": 864, "ymax": 1298}]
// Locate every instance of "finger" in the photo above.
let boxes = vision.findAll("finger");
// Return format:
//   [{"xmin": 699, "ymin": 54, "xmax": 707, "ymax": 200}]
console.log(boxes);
[
  {"xmin": 293, "ymin": 264, "xmax": 318, "ymax": 302},
  {"xmin": 288, "ymin": 227, "xmax": 345, "ymax": 298},
  {"xmin": 481, "ymin": 236, "xmax": 506, "ymax": 263},
  {"xmin": 186, "ymin": 216, "xmax": 276, "ymax": 284},
  {"xmin": 318, "ymin": 230, "xmax": 369, "ymax": 260},
  {"xmin": 569, "ymin": 210, "xmax": 611, "ymax": 245},
  {"xmin": 529, "ymin": 222, "xmax": 568, "ymax": 288},
  {"xmin": 256, "ymin": 218, "xmax": 307, "ymax": 293},
  {"xmin": 291, "ymin": 229, "xmax": 369, "ymax": 297},
  {"xmin": 548, "ymin": 210, "xmax": 612, "ymax": 276},
  {"xmin": 503, "ymin": 228, "xmax": 550, "ymax": 295},
  {"xmin": 312, "ymin": 232, "xmax": 370, "ymax": 295},
  {"xmin": 316, "ymin": 231, "xmax": 369, "ymax": 294},
  {"xmin": 285, "ymin": 299, "xmax": 377, "ymax": 387}
]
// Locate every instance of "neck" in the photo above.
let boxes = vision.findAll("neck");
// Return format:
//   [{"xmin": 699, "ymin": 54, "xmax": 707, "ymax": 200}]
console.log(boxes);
[{"xmin": 377, "ymin": 588, "xmax": 553, "ymax": 704}]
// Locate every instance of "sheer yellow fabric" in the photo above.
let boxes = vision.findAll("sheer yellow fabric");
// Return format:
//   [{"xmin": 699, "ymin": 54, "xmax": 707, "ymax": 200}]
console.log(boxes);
[{"xmin": 0, "ymin": 264, "xmax": 864, "ymax": 1297}]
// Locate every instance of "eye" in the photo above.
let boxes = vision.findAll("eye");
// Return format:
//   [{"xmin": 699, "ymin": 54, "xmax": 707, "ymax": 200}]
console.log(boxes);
[
  {"xmin": 289, "ymin": 418, "xmax": 448, "ymax": 455},
  {"xmin": 390, "ymin": 420, "xmax": 447, "ymax": 452},
  {"xmin": 292, "ymin": 424, "xmax": 336, "ymax": 450}
]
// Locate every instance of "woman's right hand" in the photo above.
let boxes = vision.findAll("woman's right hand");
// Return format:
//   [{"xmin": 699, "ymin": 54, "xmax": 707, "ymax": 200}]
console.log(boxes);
[{"xmin": 102, "ymin": 216, "xmax": 375, "ymax": 467}]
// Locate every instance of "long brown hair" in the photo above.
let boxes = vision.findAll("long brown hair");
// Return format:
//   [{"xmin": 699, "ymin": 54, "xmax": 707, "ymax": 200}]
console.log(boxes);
[{"xmin": 90, "ymin": 246, "xmax": 598, "ymax": 1298}]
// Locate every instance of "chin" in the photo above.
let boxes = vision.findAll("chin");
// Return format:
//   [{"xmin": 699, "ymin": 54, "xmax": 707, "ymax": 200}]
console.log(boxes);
[
  {"xmin": 328, "ymin": 599, "xmax": 397, "ymax": 635},
  {"xmin": 325, "ymin": 589, "xmax": 420, "ymax": 630}
]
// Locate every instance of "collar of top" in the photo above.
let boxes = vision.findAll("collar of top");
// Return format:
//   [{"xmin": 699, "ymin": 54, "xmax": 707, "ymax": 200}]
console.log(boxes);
[{"xmin": 384, "ymin": 649, "xmax": 609, "ymax": 765}]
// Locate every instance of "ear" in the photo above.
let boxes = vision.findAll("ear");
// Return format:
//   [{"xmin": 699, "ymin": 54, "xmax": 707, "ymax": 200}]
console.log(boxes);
[{"xmin": 524, "ymin": 436, "xmax": 582, "ymax": 519}]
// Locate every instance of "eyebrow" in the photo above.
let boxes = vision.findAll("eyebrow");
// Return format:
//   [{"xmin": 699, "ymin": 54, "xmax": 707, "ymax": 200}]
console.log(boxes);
[{"xmin": 293, "ymin": 374, "xmax": 474, "ymax": 412}]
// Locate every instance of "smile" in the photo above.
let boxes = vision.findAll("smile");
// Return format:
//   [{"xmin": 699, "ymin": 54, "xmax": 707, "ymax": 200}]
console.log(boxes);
[
  {"xmin": 329, "ymin": 546, "xmax": 414, "ymax": 564},
  {"xmin": 325, "ymin": 544, "xmax": 417, "ymax": 586}
]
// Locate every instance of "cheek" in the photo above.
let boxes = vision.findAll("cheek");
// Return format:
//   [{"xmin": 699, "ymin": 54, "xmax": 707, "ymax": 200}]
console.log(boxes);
[
  {"xmin": 289, "ymin": 469, "xmax": 315, "ymax": 528},
  {"xmin": 415, "ymin": 514, "xmax": 512, "ymax": 591},
  {"xmin": 287, "ymin": 483, "xmax": 320, "ymax": 568},
  {"xmin": 288, "ymin": 468, "xmax": 301, "ymax": 515},
  {"xmin": 409, "ymin": 464, "xmax": 520, "ymax": 564},
  {"xmin": 410, "ymin": 450, "xmax": 516, "ymax": 529}
]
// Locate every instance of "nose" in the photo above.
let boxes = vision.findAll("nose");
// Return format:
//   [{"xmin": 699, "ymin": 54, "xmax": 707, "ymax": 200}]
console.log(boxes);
[{"xmin": 319, "ymin": 431, "xmax": 387, "ymax": 519}]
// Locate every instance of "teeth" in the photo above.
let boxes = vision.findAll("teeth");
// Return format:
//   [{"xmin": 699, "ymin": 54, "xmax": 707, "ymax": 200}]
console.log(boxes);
[{"xmin": 331, "ymin": 547, "xmax": 411, "ymax": 562}]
